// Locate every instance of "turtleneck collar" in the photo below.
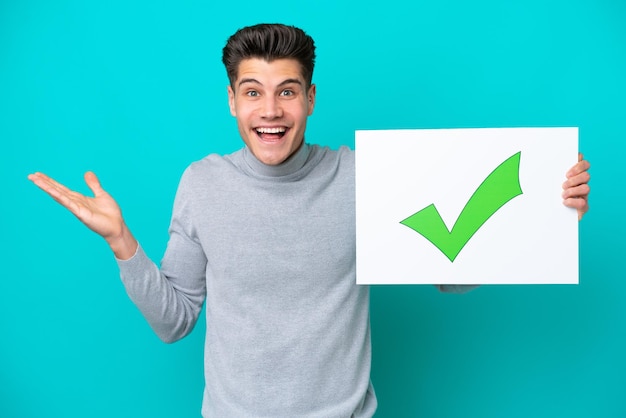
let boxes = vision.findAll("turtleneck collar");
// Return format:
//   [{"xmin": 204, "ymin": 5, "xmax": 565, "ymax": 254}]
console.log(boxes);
[{"xmin": 241, "ymin": 142, "xmax": 312, "ymax": 179}]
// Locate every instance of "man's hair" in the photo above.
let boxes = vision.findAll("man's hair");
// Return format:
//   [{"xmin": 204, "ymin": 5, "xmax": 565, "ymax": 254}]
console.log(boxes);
[{"xmin": 222, "ymin": 23, "xmax": 316, "ymax": 89}]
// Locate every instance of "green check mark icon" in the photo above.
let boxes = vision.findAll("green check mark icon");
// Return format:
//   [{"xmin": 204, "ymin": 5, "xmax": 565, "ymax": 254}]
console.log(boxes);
[{"xmin": 400, "ymin": 152, "xmax": 523, "ymax": 262}]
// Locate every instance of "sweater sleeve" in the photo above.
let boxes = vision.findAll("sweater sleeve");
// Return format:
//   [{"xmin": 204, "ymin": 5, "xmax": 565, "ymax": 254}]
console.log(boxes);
[
  {"xmin": 117, "ymin": 167, "xmax": 207, "ymax": 343},
  {"xmin": 436, "ymin": 284, "xmax": 479, "ymax": 293}
]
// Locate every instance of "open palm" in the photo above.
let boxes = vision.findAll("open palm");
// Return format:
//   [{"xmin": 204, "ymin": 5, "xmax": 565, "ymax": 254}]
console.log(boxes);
[{"xmin": 28, "ymin": 171, "xmax": 125, "ymax": 241}]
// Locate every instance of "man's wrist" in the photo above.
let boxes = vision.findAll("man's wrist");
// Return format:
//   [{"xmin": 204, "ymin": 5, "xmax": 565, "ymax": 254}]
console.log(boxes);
[{"xmin": 107, "ymin": 226, "xmax": 138, "ymax": 260}]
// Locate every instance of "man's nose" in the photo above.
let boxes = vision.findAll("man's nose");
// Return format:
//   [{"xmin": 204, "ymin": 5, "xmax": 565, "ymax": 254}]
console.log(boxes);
[{"xmin": 260, "ymin": 96, "xmax": 282, "ymax": 118}]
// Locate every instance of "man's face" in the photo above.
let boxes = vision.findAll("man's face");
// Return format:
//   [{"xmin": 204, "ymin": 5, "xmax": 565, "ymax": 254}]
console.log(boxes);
[{"xmin": 228, "ymin": 58, "xmax": 316, "ymax": 166}]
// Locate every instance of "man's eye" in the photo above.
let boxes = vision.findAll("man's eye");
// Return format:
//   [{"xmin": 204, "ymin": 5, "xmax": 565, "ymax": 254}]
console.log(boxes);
[
  {"xmin": 246, "ymin": 91, "xmax": 259, "ymax": 97},
  {"xmin": 280, "ymin": 89, "xmax": 294, "ymax": 96}
]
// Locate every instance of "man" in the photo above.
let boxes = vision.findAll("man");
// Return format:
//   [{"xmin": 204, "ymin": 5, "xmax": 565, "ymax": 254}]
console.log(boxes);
[{"xmin": 28, "ymin": 23, "xmax": 591, "ymax": 418}]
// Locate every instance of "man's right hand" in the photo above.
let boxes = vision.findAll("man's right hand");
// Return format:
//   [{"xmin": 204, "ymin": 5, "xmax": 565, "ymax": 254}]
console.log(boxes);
[{"xmin": 28, "ymin": 171, "xmax": 138, "ymax": 260}]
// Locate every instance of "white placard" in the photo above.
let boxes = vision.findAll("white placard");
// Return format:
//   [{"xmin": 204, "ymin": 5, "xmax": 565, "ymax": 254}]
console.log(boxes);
[{"xmin": 355, "ymin": 127, "xmax": 579, "ymax": 284}]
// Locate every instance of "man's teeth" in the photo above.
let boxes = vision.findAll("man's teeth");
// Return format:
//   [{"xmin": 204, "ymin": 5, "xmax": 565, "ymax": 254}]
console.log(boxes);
[{"xmin": 256, "ymin": 127, "xmax": 286, "ymax": 134}]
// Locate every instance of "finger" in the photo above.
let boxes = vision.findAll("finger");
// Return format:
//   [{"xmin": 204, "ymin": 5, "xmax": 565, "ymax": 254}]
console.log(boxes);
[
  {"xmin": 28, "ymin": 172, "xmax": 73, "ymax": 198},
  {"xmin": 563, "ymin": 197, "xmax": 589, "ymax": 220},
  {"xmin": 578, "ymin": 152, "xmax": 584, "ymax": 162},
  {"xmin": 562, "ymin": 171, "xmax": 591, "ymax": 189},
  {"xmin": 562, "ymin": 183, "xmax": 590, "ymax": 199},
  {"xmin": 28, "ymin": 172, "xmax": 55, "ymax": 189},
  {"xmin": 28, "ymin": 172, "xmax": 87, "ymax": 214},
  {"xmin": 567, "ymin": 158, "xmax": 590, "ymax": 178},
  {"xmin": 563, "ymin": 196, "xmax": 588, "ymax": 209},
  {"xmin": 84, "ymin": 171, "xmax": 106, "ymax": 197}
]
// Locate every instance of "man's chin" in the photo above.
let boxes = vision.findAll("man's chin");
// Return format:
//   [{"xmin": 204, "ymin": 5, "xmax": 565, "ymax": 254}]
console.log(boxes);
[{"xmin": 252, "ymin": 141, "xmax": 303, "ymax": 166}]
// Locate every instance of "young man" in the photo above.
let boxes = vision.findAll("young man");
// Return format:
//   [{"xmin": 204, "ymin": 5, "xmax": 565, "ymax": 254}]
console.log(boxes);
[{"xmin": 28, "ymin": 24, "xmax": 591, "ymax": 418}]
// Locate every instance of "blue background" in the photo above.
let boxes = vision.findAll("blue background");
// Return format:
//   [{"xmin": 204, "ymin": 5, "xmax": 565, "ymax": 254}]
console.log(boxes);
[{"xmin": 2, "ymin": 0, "xmax": 624, "ymax": 417}]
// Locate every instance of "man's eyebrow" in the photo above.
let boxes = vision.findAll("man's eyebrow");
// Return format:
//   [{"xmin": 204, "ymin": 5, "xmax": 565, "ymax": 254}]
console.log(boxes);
[
  {"xmin": 277, "ymin": 78, "xmax": 303, "ymax": 87},
  {"xmin": 237, "ymin": 78, "xmax": 303, "ymax": 88},
  {"xmin": 238, "ymin": 78, "xmax": 261, "ymax": 87}
]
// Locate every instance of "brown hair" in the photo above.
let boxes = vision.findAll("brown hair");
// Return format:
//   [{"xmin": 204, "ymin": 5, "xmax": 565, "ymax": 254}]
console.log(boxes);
[{"xmin": 222, "ymin": 23, "xmax": 316, "ymax": 89}]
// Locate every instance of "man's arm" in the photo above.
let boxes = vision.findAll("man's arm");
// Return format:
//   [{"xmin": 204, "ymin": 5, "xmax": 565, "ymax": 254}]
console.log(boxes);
[{"xmin": 27, "ymin": 171, "xmax": 206, "ymax": 343}]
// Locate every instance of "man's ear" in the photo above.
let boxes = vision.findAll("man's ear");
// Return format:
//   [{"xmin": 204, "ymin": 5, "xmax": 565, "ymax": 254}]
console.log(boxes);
[
  {"xmin": 227, "ymin": 85, "xmax": 236, "ymax": 117},
  {"xmin": 307, "ymin": 84, "xmax": 316, "ymax": 116}
]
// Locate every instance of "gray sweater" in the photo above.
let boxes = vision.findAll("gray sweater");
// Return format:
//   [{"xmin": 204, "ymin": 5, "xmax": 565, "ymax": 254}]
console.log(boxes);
[{"xmin": 118, "ymin": 143, "xmax": 377, "ymax": 417}]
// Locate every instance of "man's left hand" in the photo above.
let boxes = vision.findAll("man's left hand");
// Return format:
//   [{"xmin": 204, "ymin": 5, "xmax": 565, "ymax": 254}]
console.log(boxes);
[{"xmin": 562, "ymin": 153, "xmax": 590, "ymax": 221}]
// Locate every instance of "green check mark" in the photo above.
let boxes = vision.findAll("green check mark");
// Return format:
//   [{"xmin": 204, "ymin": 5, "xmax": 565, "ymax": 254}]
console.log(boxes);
[{"xmin": 400, "ymin": 151, "xmax": 523, "ymax": 262}]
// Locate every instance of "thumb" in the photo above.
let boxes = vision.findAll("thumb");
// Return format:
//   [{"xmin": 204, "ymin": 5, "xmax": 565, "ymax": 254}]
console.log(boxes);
[{"xmin": 84, "ymin": 171, "xmax": 105, "ymax": 196}]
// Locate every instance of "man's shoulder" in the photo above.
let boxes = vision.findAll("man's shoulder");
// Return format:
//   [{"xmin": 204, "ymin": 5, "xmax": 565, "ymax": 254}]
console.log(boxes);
[
  {"xmin": 314, "ymin": 144, "xmax": 354, "ymax": 154},
  {"xmin": 307, "ymin": 144, "xmax": 355, "ymax": 185},
  {"xmin": 186, "ymin": 149, "xmax": 243, "ymax": 173},
  {"xmin": 176, "ymin": 149, "xmax": 244, "ymax": 188},
  {"xmin": 311, "ymin": 144, "xmax": 354, "ymax": 163}
]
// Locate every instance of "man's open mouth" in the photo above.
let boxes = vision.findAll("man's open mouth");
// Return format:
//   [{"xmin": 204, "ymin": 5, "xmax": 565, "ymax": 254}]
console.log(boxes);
[{"xmin": 256, "ymin": 127, "xmax": 287, "ymax": 140}]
